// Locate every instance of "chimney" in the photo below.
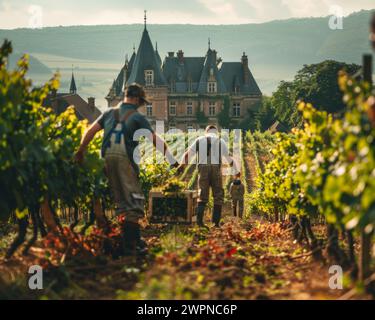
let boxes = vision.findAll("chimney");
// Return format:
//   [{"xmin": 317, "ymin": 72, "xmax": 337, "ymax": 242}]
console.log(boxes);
[
  {"xmin": 168, "ymin": 52, "xmax": 175, "ymax": 58},
  {"xmin": 88, "ymin": 97, "xmax": 95, "ymax": 111},
  {"xmin": 241, "ymin": 52, "xmax": 250, "ymax": 85},
  {"xmin": 177, "ymin": 50, "xmax": 184, "ymax": 64}
]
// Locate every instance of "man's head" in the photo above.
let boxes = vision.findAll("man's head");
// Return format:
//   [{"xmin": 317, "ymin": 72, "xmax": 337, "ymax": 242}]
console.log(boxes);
[
  {"xmin": 205, "ymin": 125, "xmax": 218, "ymax": 135},
  {"xmin": 124, "ymin": 83, "xmax": 150, "ymax": 107}
]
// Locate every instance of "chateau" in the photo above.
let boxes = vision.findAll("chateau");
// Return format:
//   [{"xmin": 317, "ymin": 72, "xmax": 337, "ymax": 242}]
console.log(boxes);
[{"xmin": 106, "ymin": 15, "xmax": 262, "ymax": 130}]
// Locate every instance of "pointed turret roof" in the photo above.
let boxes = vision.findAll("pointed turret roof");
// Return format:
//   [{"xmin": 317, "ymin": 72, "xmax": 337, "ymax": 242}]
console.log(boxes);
[
  {"xmin": 197, "ymin": 48, "xmax": 226, "ymax": 94},
  {"xmin": 69, "ymin": 72, "xmax": 77, "ymax": 94},
  {"xmin": 126, "ymin": 24, "xmax": 167, "ymax": 86},
  {"xmin": 155, "ymin": 42, "xmax": 162, "ymax": 68},
  {"xmin": 128, "ymin": 51, "xmax": 136, "ymax": 71}
]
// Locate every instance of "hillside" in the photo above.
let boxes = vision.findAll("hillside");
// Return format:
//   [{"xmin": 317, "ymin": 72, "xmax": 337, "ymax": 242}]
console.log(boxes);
[
  {"xmin": 8, "ymin": 52, "xmax": 51, "ymax": 74},
  {"xmin": 0, "ymin": 9, "xmax": 373, "ymax": 108},
  {"xmin": 0, "ymin": 10, "xmax": 372, "ymax": 64}
]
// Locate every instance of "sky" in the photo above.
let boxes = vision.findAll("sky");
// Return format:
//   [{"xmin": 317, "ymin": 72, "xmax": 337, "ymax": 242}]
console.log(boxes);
[{"xmin": 0, "ymin": 0, "xmax": 374, "ymax": 29}]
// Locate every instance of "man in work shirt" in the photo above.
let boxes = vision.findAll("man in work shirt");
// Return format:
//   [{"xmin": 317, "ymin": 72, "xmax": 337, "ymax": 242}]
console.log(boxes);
[
  {"xmin": 178, "ymin": 125, "xmax": 239, "ymax": 228},
  {"xmin": 76, "ymin": 83, "xmax": 177, "ymax": 255}
]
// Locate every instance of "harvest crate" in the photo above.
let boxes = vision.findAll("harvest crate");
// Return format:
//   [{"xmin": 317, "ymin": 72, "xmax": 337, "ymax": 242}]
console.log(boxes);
[{"xmin": 148, "ymin": 190, "xmax": 198, "ymax": 224}]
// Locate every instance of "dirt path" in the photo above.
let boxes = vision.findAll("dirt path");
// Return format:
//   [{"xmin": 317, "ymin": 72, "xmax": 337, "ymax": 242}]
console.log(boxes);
[
  {"xmin": 117, "ymin": 216, "xmax": 353, "ymax": 300},
  {"xmin": 1, "ymin": 214, "xmax": 362, "ymax": 300}
]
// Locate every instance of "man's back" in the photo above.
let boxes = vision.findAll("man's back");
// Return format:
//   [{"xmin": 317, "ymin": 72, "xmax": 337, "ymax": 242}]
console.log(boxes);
[
  {"xmin": 98, "ymin": 103, "xmax": 154, "ymax": 168},
  {"xmin": 191, "ymin": 134, "xmax": 229, "ymax": 166}
]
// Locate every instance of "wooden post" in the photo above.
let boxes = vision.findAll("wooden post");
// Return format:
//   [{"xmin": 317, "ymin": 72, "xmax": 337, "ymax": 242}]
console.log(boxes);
[{"xmin": 359, "ymin": 54, "xmax": 373, "ymax": 283}]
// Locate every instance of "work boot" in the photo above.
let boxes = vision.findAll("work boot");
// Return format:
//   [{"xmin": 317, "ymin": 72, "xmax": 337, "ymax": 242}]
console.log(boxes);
[
  {"xmin": 135, "ymin": 229, "xmax": 148, "ymax": 256},
  {"xmin": 196, "ymin": 203, "xmax": 208, "ymax": 228},
  {"xmin": 212, "ymin": 205, "xmax": 222, "ymax": 228},
  {"xmin": 123, "ymin": 221, "xmax": 140, "ymax": 256}
]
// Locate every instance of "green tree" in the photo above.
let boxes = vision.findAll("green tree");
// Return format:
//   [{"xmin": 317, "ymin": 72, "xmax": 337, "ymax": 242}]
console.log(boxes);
[
  {"xmin": 271, "ymin": 60, "xmax": 361, "ymax": 129},
  {"xmin": 255, "ymin": 96, "xmax": 277, "ymax": 131},
  {"xmin": 238, "ymin": 103, "xmax": 259, "ymax": 131},
  {"xmin": 294, "ymin": 60, "xmax": 361, "ymax": 113},
  {"xmin": 238, "ymin": 97, "xmax": 277, "ymax": 132},
  {"xmin": 271, "ymin": 81, "xmax": 299, "ymax": 129}
]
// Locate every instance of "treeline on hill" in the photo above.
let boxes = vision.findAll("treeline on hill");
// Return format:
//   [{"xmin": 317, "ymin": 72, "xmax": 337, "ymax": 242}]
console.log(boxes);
[
  {"xmin": 248, "ymin": 70, "xmax": 375, "ymax": 288},
  {"xmin": 0, "ymin": 10, "xmax": 371, "ymax": 68},
  {"xmin": 241, "ymin": 60, "xmax": 361, "ymax": 132}
]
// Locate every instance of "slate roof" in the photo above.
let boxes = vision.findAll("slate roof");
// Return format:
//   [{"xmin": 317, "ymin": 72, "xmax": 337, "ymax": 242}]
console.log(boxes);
[
  {"xmin": 197, "ymin": 49, "xmax": 226, "ymax": 94},
  {"xmin": 126, "ymin": 27, "xmax": 167, "ymax": 86},
  {"xmin": 163, "ymin": 56, "xmax": 205, "ymax": 93},
  {"xmin": 110, "ymin": 51, "xmax": 137, "ymax": 96},
  {"xmin": 69, "ymin": 73, "xmax": 77, "ymax": 94},
  {"xmin": 113, "ymin": 69, "xmax": 125, "ymax": 96},
  {"xmin": 219, "ymin": 62, "xmax": 262, "ymax": 95},
  {"xmin": 155, "ymin": 43, "xmax": 162, "ymax": 68},
  {"xmin": 128, "ymin": 51, "xmax": 136, "ymax": 71},
  {"xmin": 44, "ymin": 93, "xmax": 102, "ymax": 124}
]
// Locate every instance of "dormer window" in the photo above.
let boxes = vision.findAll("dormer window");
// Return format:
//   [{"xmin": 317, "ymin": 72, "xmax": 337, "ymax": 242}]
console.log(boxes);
[
  {"xmin": 234, "ymin": 85, "xmax": 240, "ymax": 94},
  {"xmin": 145, "ymin": 70, "xmax": 154, "ymax": 86},
  {"xmin": 208, "ymin": 81, "xmax": 217, "ymax": 93}
]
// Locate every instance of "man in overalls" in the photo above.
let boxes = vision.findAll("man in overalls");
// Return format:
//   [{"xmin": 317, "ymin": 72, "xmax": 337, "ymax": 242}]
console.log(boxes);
[
  {"xmin": 76, "ymin": 83, "xmax": 177, "ymax": 255},
  {"xmin": 178, "ymin": 125, "xmax": 238, "ymax": 228}
]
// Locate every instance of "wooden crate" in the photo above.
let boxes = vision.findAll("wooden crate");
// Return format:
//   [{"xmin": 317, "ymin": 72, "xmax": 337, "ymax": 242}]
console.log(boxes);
[{"xmin": 148, "ymin": 190, "xmax": 198, "ymax": 224}]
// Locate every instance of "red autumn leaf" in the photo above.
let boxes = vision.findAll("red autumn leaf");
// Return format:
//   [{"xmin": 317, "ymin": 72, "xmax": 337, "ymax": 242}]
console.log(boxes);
[{"xmin": 226, "ymin": 247, "xmax": 237, "ymax": 257}]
